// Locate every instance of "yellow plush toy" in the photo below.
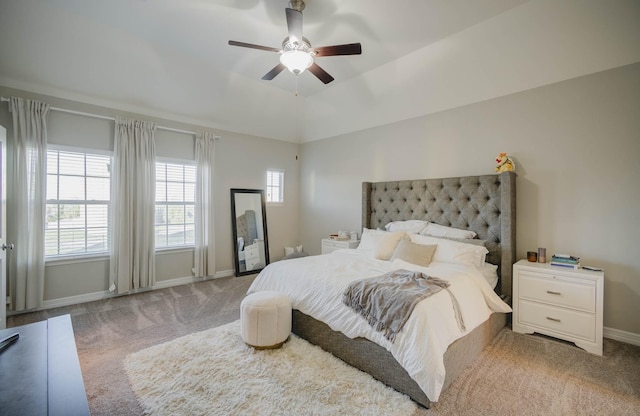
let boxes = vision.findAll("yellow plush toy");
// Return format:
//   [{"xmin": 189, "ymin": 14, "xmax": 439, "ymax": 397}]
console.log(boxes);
[{"xmin": 495, "ymin": 153, "xmax": 515, "ymax": 173}]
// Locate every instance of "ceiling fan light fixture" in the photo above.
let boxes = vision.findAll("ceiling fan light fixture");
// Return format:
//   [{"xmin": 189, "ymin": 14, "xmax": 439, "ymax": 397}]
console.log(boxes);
[
  {"xmin": 228, "ymin": 0, "xmax": 361, "ymax": 84},
  {"xmin": 280, "ymin": 50, "xmax": 313, "ymax": 75}
]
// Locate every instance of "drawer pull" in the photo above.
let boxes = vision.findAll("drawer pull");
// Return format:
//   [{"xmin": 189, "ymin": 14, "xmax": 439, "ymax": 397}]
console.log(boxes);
[
  {"xmin": 546, "ymin": 317, "xmax": 561, "ymax": 323},
  {"xmin": 546, "ymin": 290, "xmax": 561, "ymax": 295}
]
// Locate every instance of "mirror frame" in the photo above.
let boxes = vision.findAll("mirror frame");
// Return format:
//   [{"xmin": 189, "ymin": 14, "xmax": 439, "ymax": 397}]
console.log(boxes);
[{"xmin": 230, "ymin": 188, "xmax": 270, "ymax": 276}]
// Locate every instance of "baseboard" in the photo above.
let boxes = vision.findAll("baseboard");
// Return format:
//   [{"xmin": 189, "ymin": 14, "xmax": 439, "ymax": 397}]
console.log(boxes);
[
  {"xmin": 42, "ymin": 290, "xmax": 113, "ymax": 310},
  {"xmin": 152, "ymin": 269, "xmax": 235, "ymax": 289},
  {"xmin": 31, "ymin": 269, "xmax": 236, "ymax": 312},
  {"xmin": 604, "ymin": 326, "xmax": 640, "ymax": 347}
]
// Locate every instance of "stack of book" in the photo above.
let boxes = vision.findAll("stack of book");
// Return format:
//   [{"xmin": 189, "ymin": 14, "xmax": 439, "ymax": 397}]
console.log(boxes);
[{"xmin": 550, "ymin": 254, "xmax": 580, "ymax": 269}]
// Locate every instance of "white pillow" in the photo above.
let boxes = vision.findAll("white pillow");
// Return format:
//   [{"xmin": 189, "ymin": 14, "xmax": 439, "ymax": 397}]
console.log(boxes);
[
  {"xmin": 357, "ymin": 228, "xmax": 377, "ymax": 250},
  {"xmin": 479, "ymin": 262, "xmax": 499, "ymax": 289},
  {"xmin": 421, "ymin": 223, "xmax": 477, "ymax": 239},
  {"xmin": 384, "ymin": 220, "xmax": 429, "ymax": 234},
  {"xmin": 358, "ymin": 228, "xmax": 405, "ymax": 260},
  {"xmin": 409, "ymin": 233, "xmax": 487, "ymax": 269},
  {"xmin": 283, "ymin": 245, "xmax": 303, "ymax": 256}
]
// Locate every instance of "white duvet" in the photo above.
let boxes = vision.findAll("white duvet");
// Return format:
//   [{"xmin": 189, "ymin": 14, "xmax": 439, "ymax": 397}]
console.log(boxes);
[{"xmin": 248, "ymin": 249, "xmax": 511, "ymax": 401}]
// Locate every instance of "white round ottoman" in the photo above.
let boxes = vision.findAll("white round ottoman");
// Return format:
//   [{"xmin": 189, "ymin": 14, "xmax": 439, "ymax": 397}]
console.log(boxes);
[{"xmin": 241, "ymin": 291, "xmax": 291, "ymax": 349}]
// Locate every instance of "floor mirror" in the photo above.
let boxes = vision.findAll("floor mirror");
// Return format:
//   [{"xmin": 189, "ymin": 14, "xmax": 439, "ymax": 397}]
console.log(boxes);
[{"xmin": 230, "ymin": 189, "xmax": 270, "ymax": 276}]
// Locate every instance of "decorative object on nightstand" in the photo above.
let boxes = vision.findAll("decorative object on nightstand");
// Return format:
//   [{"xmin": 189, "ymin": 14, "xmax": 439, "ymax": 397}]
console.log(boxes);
[
  {"xmin": 512, "ymin": 259, "xmax": 604, "ymax": 355},
  {"xmin": 527, "ymin": 251, "xmax": 537, "ymax": 262},
  {"xmin": 321, "ymin": 238, "xmax": 359, "ymax": 254},
  {"xmin": 537, "ymin": 247, "xmax": 546, "ymax": 263},
  {"xmin": 329, "ymin": 230, "xmax": 349, "ymax": 240},
  {"xmin": 550, "ymin": 253, "xmax": 580, "ymax": 269}
]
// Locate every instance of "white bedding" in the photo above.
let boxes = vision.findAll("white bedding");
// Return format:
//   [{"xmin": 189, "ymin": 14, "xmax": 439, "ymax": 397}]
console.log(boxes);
[{"xmin": 248, "ymin": 248, "xmax": 511, "ymax": 402}]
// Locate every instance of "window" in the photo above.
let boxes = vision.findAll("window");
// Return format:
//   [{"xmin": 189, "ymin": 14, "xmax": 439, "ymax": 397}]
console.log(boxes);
[
  {"xmin": 46, "ymin": 148, "xmax": 111, "ymax": 258},
  {"xmin": 155, "ymin": 161, "xmax": 196, "ymax": 248},
  {"xmin": 266, "ymin": 170, "xmax": 284, "ymax": 203}
]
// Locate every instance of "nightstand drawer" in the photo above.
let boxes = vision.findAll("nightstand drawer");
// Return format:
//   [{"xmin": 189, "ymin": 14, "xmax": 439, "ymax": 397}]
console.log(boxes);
[
  {"xmin": 519, "ymin": 271, "xmax": 596, "ymax": 312},
  {"xmin": 323, "ymin": 240, "xmax": 344, "ymax": 249},
  {"xmin": 245, "ymin": 245, "xmax": 260, "ymax": 259},
  {"xmin": 519, "ymin": 300, "xmax": 596, "ymax": 341},
  {"xmin": 246, "ymin": 257, "xmax": 261, "ymax": 270}
]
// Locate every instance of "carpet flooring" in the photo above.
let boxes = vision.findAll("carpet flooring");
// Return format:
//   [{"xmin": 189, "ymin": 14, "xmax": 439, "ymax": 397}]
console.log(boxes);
[{"xmin": 7, "ymin": 275, "xmax": 640, "ymax": 415}]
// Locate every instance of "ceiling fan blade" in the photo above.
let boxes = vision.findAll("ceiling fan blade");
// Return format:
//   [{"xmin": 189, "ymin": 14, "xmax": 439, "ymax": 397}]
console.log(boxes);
[
  {"xmin": 228, "ymin": 40, "xmax": 280, "ymax": 53},
  {"xmin": 285, "ymin": 8, "xmax": 303, "ymax": 44},
  {"xmin": 314, "ymin": 43, "xmax": 362, "ymax": 57},
  {"xmin": 308, "ymin": 63, "xmax": 334, "ymax": 84},
  {"xmin": 262, "ymin": 63, "xmax": 286, "ymax": 81}
]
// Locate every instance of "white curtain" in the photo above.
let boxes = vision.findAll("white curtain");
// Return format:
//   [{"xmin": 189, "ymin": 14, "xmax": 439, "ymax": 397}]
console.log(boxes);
[
  {"xmin": 194, "ymin": 131, "xmax": 216, "ymax": 277},
  {"xmin": 110, "ymin": 117, "xmax": 157, "ymax": 294},
  {"xmin": 8, "ymin": 97, "xmax": 49, "ymax": 311}
]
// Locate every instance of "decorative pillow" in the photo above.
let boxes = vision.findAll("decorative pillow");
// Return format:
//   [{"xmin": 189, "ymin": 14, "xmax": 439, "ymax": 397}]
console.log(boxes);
[
  {"xmin": 390, "ymin": 239, "xmax": 437, "ymax": 267},
  {"xmin": 420, "ymin": 223, "xmax": 477, "ymax": 239},
  {"xmin": 283, "ymin": 245, "xmax": 303, "ymax": 256},
  {"xmin": 409, "ymin": 234, "xmax": 488, "ymax": 269},
  {"xmin": 358, "ymin": 228, "xmax": 405, "ymax": 260},
  {"xmin": 384, "ymin": 220, "xmax": 429, "ymax": 234}
]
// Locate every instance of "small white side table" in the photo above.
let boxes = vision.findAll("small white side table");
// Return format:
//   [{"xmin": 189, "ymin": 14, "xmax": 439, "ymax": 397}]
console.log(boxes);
[
  {"xmin": 321, "ymin": 238, "xmax": 359, "ymax": 254},
  {"xmin": 513, "ymin": 259, "xmax": 604, "ymax": 355}
]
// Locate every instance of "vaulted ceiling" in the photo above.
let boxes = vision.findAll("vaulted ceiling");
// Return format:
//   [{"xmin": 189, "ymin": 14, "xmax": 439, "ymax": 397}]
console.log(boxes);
[{"xmin": 0, "ymin": 0, "xmax": 638, "ymax": 142}]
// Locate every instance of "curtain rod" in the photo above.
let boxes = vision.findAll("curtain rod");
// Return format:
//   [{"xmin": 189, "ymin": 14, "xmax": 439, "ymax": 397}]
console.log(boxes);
[{"xmin": 1, "ymin": 96, "xmax": 219, "ymax": 138}]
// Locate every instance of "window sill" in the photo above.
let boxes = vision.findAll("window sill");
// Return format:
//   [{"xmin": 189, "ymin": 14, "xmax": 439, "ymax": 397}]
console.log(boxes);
[
  {"xmin": 46, "ymin": 253, "xmax": 110, "ymax": 266},
  {"xmin": 155, "ymin": 246, "xmax": 195, "ymax": 255},
  {"xmin": 45, "ymin": 247, "xmax": 195, "ymax": 265}
]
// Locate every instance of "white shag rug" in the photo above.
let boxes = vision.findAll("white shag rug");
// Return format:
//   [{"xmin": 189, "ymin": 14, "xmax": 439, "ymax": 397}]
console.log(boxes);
[{"xmin": 124, "ymin": 320, "xmax": 417, "ymax": 416}]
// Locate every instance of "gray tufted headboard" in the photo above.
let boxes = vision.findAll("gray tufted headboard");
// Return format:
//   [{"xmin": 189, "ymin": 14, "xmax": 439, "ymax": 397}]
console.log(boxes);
[
  {"xmin": 236, "ymin": 210, "xmax": 258, "ymax": 249},
  {"xmin": 362, "ymin": 171, "xmax": 516, "ymax": 300}
]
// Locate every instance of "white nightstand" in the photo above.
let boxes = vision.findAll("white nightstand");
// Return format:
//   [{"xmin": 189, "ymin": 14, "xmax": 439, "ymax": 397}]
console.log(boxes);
[
  {"xmin": 245, "ymin": 240, "xmax": 265, "ymax": 271},
  {"xmin": 321, "ymin": 238, "xmax": 359, "ymax": 254},
  {"xmin": 512, "ymin": 259, "xmax": 604, "ymax": 355}
]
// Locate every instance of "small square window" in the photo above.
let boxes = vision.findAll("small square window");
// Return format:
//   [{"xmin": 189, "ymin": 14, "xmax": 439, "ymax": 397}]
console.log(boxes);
[{"xmin": 266, "ymin": 170, "xmax": 284, "ymax": 204}]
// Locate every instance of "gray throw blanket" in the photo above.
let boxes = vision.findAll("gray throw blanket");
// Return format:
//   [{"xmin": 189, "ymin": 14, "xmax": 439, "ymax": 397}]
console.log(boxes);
[{"xmin": 343, "ymin": 269, "xmax": 464, "ymax": 343}]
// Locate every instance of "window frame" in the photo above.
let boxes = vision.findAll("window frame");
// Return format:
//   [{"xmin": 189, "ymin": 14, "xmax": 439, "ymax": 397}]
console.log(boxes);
[
  {"xmin": 154, "ymin": 157, "xmax": 197, "ymax": 251},
  {"xmin": 266, "ymin": 169, "xmax": 285, "ymax": 205},
  {"xmin": 45, "ymin": 145, "xmax": 113, "ymax": 262}
]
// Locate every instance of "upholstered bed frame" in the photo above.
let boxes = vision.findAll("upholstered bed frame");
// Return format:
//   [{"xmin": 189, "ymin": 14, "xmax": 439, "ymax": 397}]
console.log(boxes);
[{"xmin": 291, "ymin": 172, "xmax": 516, "ymax": 408}]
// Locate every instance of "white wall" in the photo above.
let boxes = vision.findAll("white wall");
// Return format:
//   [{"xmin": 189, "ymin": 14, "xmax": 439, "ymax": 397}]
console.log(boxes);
[
  {"xmin": 299, "ymin": 63, "xmax": 640, "ymax": 336},
  {"xmin": 0, "ymin": 86, "xmax": 300, "ymax": 304}
]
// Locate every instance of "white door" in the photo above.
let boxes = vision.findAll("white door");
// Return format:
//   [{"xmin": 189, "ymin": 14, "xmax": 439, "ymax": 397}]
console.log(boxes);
[{"xmin": 0, "ymin": 124, "xmax": 6, "ymax": 329}]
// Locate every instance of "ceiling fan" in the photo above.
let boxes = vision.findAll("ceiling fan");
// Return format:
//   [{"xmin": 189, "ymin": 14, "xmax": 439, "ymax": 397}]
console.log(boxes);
[{"xmin": 228, "ymin": 0, "xmax": 362, "ymax": 85}]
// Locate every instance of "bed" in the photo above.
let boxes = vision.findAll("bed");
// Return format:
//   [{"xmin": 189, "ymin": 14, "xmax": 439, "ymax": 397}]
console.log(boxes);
[{"xmin": 248, "ymin": 171, "xmax": 516, "ymax": 407}]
